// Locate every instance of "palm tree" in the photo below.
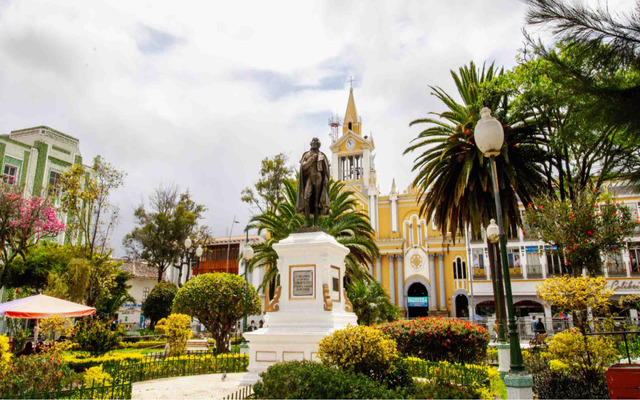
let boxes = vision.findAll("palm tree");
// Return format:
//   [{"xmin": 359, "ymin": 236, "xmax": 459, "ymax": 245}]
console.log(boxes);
[
  {"xmin": 405, "ymin": 61, "xmax": 547, "ymax": 238},
  {"xmin": 404, "ymin": 61, "xmax": 548, "ymax": 335},
  {"xmin": 248, "ymin": 179, "xmax": 379, "ymax": 291},
  {"xmin": 346, "ymin": 280, "xmax": 400, "ymax": 325}
]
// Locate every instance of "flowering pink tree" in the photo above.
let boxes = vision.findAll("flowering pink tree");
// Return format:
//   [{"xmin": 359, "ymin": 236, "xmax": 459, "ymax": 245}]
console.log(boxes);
[{"xmin": 0, "ymin": 185, "xmax": 65, "ymax": 282}]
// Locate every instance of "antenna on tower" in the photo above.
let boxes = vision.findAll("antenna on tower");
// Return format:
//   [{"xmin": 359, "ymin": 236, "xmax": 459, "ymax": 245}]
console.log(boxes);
[{"xmin": 328, "ymin": 114, "xmax": 341, "ymax": 143}]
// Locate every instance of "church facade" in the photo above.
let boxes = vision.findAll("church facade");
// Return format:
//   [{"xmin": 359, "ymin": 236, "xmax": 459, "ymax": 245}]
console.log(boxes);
[
  {"xmin": 329, "ymin": 89, "xmax": 470, "ymax": 318},
  {"xmin": 329, "ymin": 88, "xmax": 640, "ymax": 321}
]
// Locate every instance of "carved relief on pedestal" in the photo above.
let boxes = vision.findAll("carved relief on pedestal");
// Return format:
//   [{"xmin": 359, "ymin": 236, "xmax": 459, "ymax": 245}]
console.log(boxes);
[
  {"xmin": 323, "ymin": 284, "xmax": 333, "ymax": 311},
  {"xmin": 268, "ymin": 286, "xmax": 281, "ymax": 312},
  {"xmin": 344, "ymin": 288, "xmax": 353, "ymax": 312}
]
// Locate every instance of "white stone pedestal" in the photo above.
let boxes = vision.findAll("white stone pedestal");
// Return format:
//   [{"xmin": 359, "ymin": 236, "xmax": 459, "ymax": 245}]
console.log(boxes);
[
  {"xmin": 496, "ymin": 342, "xmax": 510, "ymax": 378},
  {"xmin": 239, "ymin": 231, "xmax": 358, "ymax": 386},
  {"xmin": 504, "ymin": 373, "xmax": 533, "ymax": 399}
]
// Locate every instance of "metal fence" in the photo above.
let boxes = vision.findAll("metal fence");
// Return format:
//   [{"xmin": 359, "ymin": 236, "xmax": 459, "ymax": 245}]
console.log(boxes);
[
  {"xmin": 405, "ymin": 358, "xmax": 491, "ymax": 387},
  {"xmin": 5, "ymin": 380, "xmax": 132, "ymax": 400},
  {"xmin": 104, "ymin": 352, "xmax": 249, "ymax": 384},
  {"xmin": 222, "ymin": 385, "xmax": 253, "ymax": 400}
]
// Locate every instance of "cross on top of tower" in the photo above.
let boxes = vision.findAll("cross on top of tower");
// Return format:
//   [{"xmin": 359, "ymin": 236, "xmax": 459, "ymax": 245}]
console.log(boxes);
[{"xmin": 348, "ymin": 76, "xmax": 355, "ymax": 89}]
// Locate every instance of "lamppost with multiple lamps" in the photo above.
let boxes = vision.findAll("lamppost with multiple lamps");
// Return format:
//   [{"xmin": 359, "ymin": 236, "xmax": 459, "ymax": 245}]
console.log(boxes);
[
  {"xmin": 475, "ymin": 107, "xmax": 532, "ymax": 397},
  {"xmin": 184, "ymin": 237, "xmax": 203, "ymax": 282}
]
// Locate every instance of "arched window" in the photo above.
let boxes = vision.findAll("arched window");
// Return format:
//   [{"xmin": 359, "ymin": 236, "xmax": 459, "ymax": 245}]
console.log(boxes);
[
  {"xmin": 453, "ymin": 257, "xmax": 467, "ymax": 279},
  {"xmin": 348, "ymin": 122, "xmax": 353, "ymax": 130}
]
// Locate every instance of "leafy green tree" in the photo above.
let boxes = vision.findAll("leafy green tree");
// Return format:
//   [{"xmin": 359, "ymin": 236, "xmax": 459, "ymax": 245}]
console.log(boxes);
[
  {"xmin": 248, "ymin": 179, "xmax": 379, "ymax": 291},
  {"xmin": 490, "ymin": 45, "xmax": 640, "ymax": 200},
  {"xmin": 524, "ymin": 0, "xmax": 640, "ymax": 133},
  {"xmin": 172, "ymin": 273, "xmax": 261, "ymax": 354},
  {"xmin": 58, "ymin": 156, "xmax": 125, "ymax": 258},
  {"xmin": 123, "ymin": 186, "xmax": 207, "ymax": 282},
  {"xmin": 142, "ymin": 281, "xmax": 178, "ymax": 329},
  {"xmin": 346, "ymin": 280, "xmax": 400, "ymax": 326},
  {"xmin": 95, "ymin": 271, "xmax": 134, "ymax": 319},
  {"xmin": 525, "ymin": 189, "xmax": 638, "ymax": 276},
  {"xmin": 241, "ymin": 153, "xmax": 294, "ymax": 214},
  {"xmin": 2, "ymin": 242, "xmax": 72, "ymax": 291},
  {"xmin": 45, "ymin": 258, "xmax": 91, "ymax": 303}
]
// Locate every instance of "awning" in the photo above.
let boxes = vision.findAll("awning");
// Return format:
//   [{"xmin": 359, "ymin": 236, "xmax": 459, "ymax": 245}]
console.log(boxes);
[{"xmin": 0, "ymin": 294, "xmax": 96, "ymax": 319}]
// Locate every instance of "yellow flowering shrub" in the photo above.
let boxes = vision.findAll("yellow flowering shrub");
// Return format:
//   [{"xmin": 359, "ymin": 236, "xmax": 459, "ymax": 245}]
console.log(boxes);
[
  {"xmin": 547, "ymin": 330, "xmax": 618, "ymax": 373},
  {"xmin": 318, "ymin": 325, "xmax": 397, "ymax": 378},
  {"xmin": 549, "ymin": 359, "xmax": 570, "ymax": 372},
  {"xmin": 537, "ymin": 276, "xmax": 613, "ymax": 333},
  {"xmin": 0, "ymin": 335, "xmax": 12, "ymax": 373},
  {"xmin": 155, "ymin": 313, "xmax": 192, "ymax": 356},
  {"xmin": 39, "ymin": 316, "xmax": 74, "ymax": 341},
  {"xmin": 83, "ymin": 365, "xmax": 113, "ymax": 386}
]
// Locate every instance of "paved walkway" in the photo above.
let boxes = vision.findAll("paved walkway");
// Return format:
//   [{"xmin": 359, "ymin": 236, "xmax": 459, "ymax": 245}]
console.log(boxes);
[{"xmin": 132, "ymin": 373, "xmax": 248, "ymax": 400}]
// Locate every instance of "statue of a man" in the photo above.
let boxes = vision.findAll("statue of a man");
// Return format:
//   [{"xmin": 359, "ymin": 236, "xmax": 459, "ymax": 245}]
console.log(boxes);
[{"xmin": 296, "ymin": 137, "xmax": 330, "ymax": 226}]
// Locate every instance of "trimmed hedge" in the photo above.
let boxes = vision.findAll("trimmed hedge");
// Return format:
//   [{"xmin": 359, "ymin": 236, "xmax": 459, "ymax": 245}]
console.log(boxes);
[
  {"xmin": 63, "ymin": 352, "xmax": 145, "ymax": 372},
  {"xmin": 253, "ymin": 360, "xmax": 400, "ymax": 399},
  {"xmin": 378, "ymin": 317, "xmax": 489, "ymax": 363}
]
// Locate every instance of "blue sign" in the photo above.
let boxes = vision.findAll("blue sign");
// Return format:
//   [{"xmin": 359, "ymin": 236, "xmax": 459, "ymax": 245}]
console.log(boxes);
[
  {"xmin": 526, "ymin": 246, "xmax": 539, "ymax": 253},
  {"xmin": 407, "ymin": 297, "xmax": 429, "ymax": 307}
]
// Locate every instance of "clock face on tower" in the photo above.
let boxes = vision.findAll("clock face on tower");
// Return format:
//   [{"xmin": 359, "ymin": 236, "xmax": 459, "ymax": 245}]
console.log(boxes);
[{"xmin": 346, "ymin": 138, "xmax": 355, "ymax": 150}]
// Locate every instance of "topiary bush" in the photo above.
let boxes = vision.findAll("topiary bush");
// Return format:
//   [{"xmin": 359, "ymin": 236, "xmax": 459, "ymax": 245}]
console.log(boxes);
[
  {"xmin": 252, "ymin": 360, "xmax": 400, "ymax": 399},
  {"xmin": 142, "ymin": 281, "xmax": 178, "ymax": 329},
  {"xmin": 378, "ymin": 317, "xmax": 489, "ymax": 363},
  {"xmin": 317, "ymin": 325, "xmax": 398, "ymax": 383},
  {"xmin": 172, "ymin": 273, "xmax": 261, "ymax": 354}
]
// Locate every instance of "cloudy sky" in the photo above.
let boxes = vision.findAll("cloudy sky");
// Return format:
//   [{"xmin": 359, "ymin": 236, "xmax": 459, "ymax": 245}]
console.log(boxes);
[{"xmin": 0, "ymin": 0, "xmax": 567, "ymax": 255}]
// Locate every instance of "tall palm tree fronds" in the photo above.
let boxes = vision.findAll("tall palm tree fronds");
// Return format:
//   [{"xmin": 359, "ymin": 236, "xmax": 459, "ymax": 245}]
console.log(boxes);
[
  {"xmin": 404, "ymin": 61, "xmax": 548, "ymax": 240},
  {"xmin": 248, "ymin": 179, "xmax": 378, "ymax": 290}
]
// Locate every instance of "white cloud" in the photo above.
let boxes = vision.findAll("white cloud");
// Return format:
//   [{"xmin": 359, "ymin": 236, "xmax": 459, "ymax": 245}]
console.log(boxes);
[{"xmin": 0, "ymin": 0, "xmax": 560, "ymax": 255}]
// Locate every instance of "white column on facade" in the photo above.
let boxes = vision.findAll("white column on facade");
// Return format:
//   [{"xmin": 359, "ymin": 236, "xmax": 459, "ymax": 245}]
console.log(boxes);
[
  {"xmin": 331, "ymin": 153, "xmax": 339, "ymax": 181},
  {"xmin": 429, "ymin": 254, "xmax": 436, "ymax": 311},
  {"xmin": 438, "ymin": 254, "xmax": 446, "ymax": 310},
  {"xmin": 541, "ymin": 250, "xmax": 548, "ymax": 278},
  {"xmin": 389, "ymin": 256, "xmax": 396, "ymax": 305},
  {"xmin": 397, "ymin": 256, "xmax": 404, "ymax": 309},
  {"xmin": 484, "ymin": 248, "xmax": 491, "ymax": 280},
  {"xmin": 363, "ymin": 149, "xmax": 371, "ymax": 189},
  {"xmin": 544, "ymin": 305, "xmax": 554, "ymax": 334},
  {"xmin": 376, "ymin": 257, "xmax": 382, "ymax": 283},
  {"xmin": 390, "ymin": 193, "xmax": 398, "ymax": 233},
  {"xmin": 521, "ymin": 247, "xmax": 528, "ymax": 280}
]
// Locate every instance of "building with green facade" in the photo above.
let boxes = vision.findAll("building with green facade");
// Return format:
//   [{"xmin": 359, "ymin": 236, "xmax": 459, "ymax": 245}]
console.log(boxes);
[{"xmin": 1, "ymin": 125, "xmax": 86, "ymax": 244}]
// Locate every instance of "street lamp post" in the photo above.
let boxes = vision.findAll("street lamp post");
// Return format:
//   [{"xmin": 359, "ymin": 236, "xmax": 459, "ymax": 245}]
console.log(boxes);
[
  {"xmin": 475, "ymin": 108, "xmax": 529, "ymax": 390},
  {"xmin": 239, "ymin": 227, "xmax": 254, "ymax": 355},
  {"xmin": 226, "ymin": 216, "xmax": 239, "ymax": 273},
  {"xmin": 242, "ymin": 227, "xmax": 254, "ymax": 332},
  {"xmin": 184, "ymin": 237, "xmax": 203, "ymax": 282}
]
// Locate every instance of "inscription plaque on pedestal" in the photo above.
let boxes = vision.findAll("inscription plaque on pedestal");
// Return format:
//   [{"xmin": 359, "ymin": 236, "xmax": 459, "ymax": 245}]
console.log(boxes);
[{"xmin": 290, "ymin": 265, "xmax": 315, "ymax": 299}]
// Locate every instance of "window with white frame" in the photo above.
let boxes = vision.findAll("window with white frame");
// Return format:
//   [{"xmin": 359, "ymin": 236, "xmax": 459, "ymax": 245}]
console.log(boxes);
[
  {"xmin": 471, "ymin": 248, "xmax": 485, "ymax": 278},
  {"xmin": 3, "ymin": 164, "xmax": 18, "ymax": 185},
  {"xmin": 628, "ymin": 242, "xmax": 640, "ymax": 276},
  {"xmin": 142, "ymin": 287, "xmax": 150, "ymax": 301},
  {"xmin": 607, "ymin": 249, "xmax": 626, "ymax": 276},
  {"xmin": 507, "ymin": 247, "xmax": 522, "ymax": 277},
  {"xmin": 525, "ymin": 247, "xmax": 543, "ymax": 278},
  {"xmin": 48, "ymin": 170, "xmax": 62, "ymax": 196}
]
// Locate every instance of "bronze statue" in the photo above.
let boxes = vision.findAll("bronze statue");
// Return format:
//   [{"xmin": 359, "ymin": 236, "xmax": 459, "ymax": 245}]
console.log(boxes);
[{"xmin": 296, "ymin": 137, "xmax": 330, "ymax": 226}]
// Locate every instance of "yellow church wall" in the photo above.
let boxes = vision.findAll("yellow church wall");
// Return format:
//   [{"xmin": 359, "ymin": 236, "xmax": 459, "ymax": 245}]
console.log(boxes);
[{"xmin": 381, "ymin": 256, "xmax": 390, "ymax": 293}]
